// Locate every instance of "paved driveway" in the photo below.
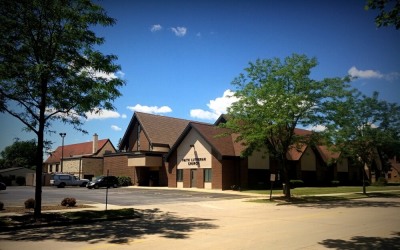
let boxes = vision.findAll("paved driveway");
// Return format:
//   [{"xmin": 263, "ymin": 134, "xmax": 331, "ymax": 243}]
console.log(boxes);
[
  {"xmin": 1, "ymin": 194, "xmax": 399, "ymax": 250},
  {"xmin": 0, "ymin": 186, "xmax": 251, "ymax": 207}
]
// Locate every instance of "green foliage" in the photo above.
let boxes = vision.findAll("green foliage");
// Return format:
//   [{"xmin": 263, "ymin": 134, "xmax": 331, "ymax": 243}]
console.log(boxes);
[
  {"xmin": 24, "ymin": 198, "xmax": 35, "ymax": 209},
  {"xmin": 365, "ymin": 0, "xmax": 400, "ymax": 29},
  {"xmin": 331, "ymin": 180, "xmax": 340, "ymax": 187},
  {"xmin": 0, "ymin": 0, "xmax": 124, "ymax": 217},
  {"xmin": 289, "ymin": 180, "xmax": 304, "ymax": 188},
  {"xmin": 15, "ymin": 176, "xmax": 25, "ymax": 186},
  {"xmin": 0, "ymin": 139, "xmax": 37, "ymax": 169},
  {"xmin": 323, "ymin": 91, "xmax": 400, "ymax": 176},
  {"xmin": 373, "ymin": 177, "xmax": 388, "ymax": 186},
  {"xmin": 117, "ymin": 176, "xmax": 132, "ymax": 186},
  {"xmin": 222, "ymin": 54, "xmax": 351, "ymax": 198},
  {"xmin": 61, "ymin": 197, "xmax": 77, "ymax": 207}
]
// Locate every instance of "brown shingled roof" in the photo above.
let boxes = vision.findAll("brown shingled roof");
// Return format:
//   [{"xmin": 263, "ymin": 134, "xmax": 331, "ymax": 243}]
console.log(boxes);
[
  {"xmin": 286, "ymin": 144, "xmax": 308, "ymax": 161},
  {"xmin": 44, "ymin": 139, "xmax": 109, "ymax": 164},
  {"xmin": 135, "ymin": 112, "xmax": 193, "ymax": 147},
  {"xmin": 191, "ymin": 122, "xmax": 238, "ymax": 157},
  {"xmin": 316, "ymin": 145, "xmax": 341, "ymax": 163}
]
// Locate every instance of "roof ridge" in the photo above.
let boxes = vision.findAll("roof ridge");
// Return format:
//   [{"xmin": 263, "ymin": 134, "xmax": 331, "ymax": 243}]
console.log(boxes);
[
  {"xmin": 136, "ymin": 111, "xmax": 212, "ymax": 125},
  {"xmin": 60, "ymin": 138, "xmax": 108, "ymax": 148}
]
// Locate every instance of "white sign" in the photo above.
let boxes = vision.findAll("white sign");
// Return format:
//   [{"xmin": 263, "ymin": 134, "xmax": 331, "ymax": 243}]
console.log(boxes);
[{"xmin": 270, "ymin": 174, "xmax": 276, "ymax": 182}]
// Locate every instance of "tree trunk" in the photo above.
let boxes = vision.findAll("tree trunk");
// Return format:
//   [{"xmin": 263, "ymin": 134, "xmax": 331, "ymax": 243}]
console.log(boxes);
[
  {"xmin": 34, "ymin": 128, "xmax": 44, "ymax": 218},
  {"xmin": 34, "ymin": 79, "xmax": 47, "ymax": 218},
  {"xmin": 362, "ymin": 163, "xmax": 367, "ymax": 195},
  {"xmin": 281, "ymin": 158, "xmax": 291, "ymax": 200}
]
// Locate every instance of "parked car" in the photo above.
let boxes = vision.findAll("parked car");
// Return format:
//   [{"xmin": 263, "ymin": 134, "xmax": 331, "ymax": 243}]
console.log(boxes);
[
  {"xmin": 50, "ymin": 173, "xmax": 89, "ymax": 188},
  {"xmin": 0, "ymin": 182, "xmax": 6, "ymax": 190},
  {"xmin": 86, "ymin": 176, "xmax": 118, "ymax": 189}
]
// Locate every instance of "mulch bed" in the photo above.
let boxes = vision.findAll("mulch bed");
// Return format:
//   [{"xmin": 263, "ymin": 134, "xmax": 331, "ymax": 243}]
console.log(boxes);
[{"xmin": 0, "ymin": 204, "xmax": 94, "ymax": 214}]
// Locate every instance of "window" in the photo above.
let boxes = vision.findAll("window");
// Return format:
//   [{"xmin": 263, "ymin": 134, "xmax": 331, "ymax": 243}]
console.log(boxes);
[
  {"xmin": 177, "ymin": 169, "xmax": 183, "ymax": 182},
  {"xmin": 204, "ymin": 169, "xmax": 212, "ymax": 182}
]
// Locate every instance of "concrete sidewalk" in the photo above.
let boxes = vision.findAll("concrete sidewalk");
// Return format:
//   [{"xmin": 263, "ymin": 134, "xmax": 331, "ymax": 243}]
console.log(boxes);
[{"xmin": 1, "ymin": 194, "xmax": 399, "ymax": 250}]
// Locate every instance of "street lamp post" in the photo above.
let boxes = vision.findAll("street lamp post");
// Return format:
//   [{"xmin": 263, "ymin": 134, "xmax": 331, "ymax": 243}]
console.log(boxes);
[{"xmin": 59, "ymin": 133, "xmax": 66, "ymax": 172}]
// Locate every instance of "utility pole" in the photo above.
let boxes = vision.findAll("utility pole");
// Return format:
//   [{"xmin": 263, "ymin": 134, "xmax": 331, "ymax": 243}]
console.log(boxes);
[{"xmin": 59, "ymin": 132, "xmax": 66, "ymax": 172}]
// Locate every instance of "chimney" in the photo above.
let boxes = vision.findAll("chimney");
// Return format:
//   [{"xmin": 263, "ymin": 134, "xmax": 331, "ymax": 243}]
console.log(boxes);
[{"xmin": 93, "ymin": 133, "xmax": 98, "ymax": 154}]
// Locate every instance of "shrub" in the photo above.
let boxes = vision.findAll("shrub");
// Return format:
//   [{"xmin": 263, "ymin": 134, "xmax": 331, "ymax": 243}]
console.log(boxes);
[
  {"xmin": 24, "ymin": 198, "xmax": 35, "ymax": 209},
  {"xmin": 373, "ymin": 177, "xmax": 388, "ymax": 186},
  {"xmin": 117, "ymin": 176, "xmax": 132, "ymax": 186},
  {"xmin": 61, "ymin": 197, "xmax": 76, "ymax": 207},
  {"xmin": 15, "ymin": 176, "xmax": 25, "ymax": 186},
  {"xmin": 0, "ymin": 201, "xmax": 4, "ymax": 210},
  {"xmin": 289, "ymin": 180, "xmax": 304, "ymax": 188},
  {"xmin": 331, "ymin": 180, "xmax": 340, "ymax": 187}
]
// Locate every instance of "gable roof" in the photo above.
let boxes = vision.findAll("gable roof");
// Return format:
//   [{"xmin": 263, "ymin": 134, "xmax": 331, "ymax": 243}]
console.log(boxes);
[
  {"xmin": 316, "ymin": 145, "xmax": 341, "ymax": 164},
  {"xmin": 167, "ymin": 122, "xmax": 242, "ymax": 161},
  {"xmin": 120, "ymin": 112, "xmax": 207, "ymax": 150},
  {"xmin": 167, "ymin": 120, "xmax": 340, "ymax": 162},
  {"xmin": 44, "ymin": 139, "xmax": 111, "ymax": 164},
  {"xmin": 286, "ymin": 144, "xmax": 308, "ymax": 161},
  {"xmin": 191, "ymin": 122, "xmax": 239, "ymax": 157},
  {"xmin": 136, "ymin": 112, "xmax": 193, "ymax": 147}
]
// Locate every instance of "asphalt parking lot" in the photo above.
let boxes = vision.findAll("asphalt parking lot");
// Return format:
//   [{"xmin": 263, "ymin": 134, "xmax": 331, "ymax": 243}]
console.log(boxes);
[
  {"xmin": 0, "ymin": 186, "xmax": 251, "ymax": 207},
  {"xmin": 1, "ymin": 189, "xmax": 399, "ymax": 250}
]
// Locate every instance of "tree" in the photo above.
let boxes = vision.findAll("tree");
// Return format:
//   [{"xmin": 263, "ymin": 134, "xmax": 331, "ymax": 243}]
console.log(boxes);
[
  {"xmin": 0, "ymin": 139, "xmax": 38, "ymax": 169},
  {"xmin": 365, "ymin": 0, "xmax": 400, "ymax": 29},
  {"xmin": 222, "ymin": 54, "xmax": 351, "ymax": 199},
  {"xmin": 0, "ymin": 0, "xmax": 125, "ymax": 217},
  {"xmin": 323, "ymin": 91, "xmax": 400, "ymax": 193}
]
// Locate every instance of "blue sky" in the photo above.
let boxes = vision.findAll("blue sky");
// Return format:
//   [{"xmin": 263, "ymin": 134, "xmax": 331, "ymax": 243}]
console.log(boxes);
[{"xmin": 0, "ymin": 0, "xmax": 399, "ymax": 155}]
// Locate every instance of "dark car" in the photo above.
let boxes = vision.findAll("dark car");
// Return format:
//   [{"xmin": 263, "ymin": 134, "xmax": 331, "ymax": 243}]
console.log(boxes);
[
  {"xmin": 0, "ymin": 182, "xmax": 6, "ymax": 190},
  {"xmin": 86, "ymin": 176, "xmax": 118, "ymax": 189}
]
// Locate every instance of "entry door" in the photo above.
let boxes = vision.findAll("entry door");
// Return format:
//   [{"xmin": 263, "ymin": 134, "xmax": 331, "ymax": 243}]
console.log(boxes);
[{"xmin": 190, "ymin": 169, "xmax": 196, "ymax": 188}]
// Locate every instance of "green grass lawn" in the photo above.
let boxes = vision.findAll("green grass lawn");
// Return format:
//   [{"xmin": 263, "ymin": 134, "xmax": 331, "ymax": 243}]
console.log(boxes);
[{"xmin": 242, "ymin": 185, "xmax": 400, "ymax": 196}]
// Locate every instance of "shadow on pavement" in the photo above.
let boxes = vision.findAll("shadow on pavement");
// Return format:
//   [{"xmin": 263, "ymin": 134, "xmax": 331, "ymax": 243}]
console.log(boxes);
[
  {"xmin": 319, "ymin": 232, "xmax": 400, "ymax": 249},
  {"xmin": 0, "ymin": 208, "xmax": 218, "ymax": 244}
]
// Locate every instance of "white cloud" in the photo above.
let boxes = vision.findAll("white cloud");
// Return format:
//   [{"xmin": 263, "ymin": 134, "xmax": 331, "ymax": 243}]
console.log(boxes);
[
  {"xmin": 45, "ymin": 107, "xmax": 123, "ymax": 121},
  {"xmin": 116, "ymin": 70, "xmax": 125, "ymax": 79},
  {"xmin": 127, "ymin": 104, "xmax": 172, "ymax": 114},
  {"xmin": 45, "ymin": 107, "xmax": 80, "ymax": 120},
  {"xmin": 170, "ymin": 27, "xmax": 187, "ymax": 37},
  {"xmin": 80, "ymin": 67, "xmax": 124, "ymax": 81},
  {"xmin": 310, "ymin": 125, "xmax": 327, "ymax": 132},
  {"xmin": 348, "ymin": 66, "xmax": 400, "ymax": 81},
  {"xmin": 348, "ymin": 66, "xmax": 383, "ymax": 79},
  {"xmin": 86, "ymin": 109, "xmax": 122, "ymax": 120},
  {"xmin": 151, "ymin": 24, "xmax": 162, "ymax": 32},
  {"xmin": 111, "ymin": 125, "xmax": 122, "ymax": 131},
  {"xmin": 121, "ymin": 114, "xmax": 127, "ymax": 119},
  {"xmin": 190, "ymin": 109, "xmax": 219, "ymax": 120},
  {"xmin": 190, "ymin": 89, "xmax": 239, "ymax": 121}
]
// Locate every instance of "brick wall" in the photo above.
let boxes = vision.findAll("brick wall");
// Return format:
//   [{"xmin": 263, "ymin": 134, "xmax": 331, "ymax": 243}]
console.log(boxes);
[
  {"xmin": 97, "ymin": 141, "xmax": 116, "ymax": 156},
  {"xmin": 183, "ymin": 169, "xmax": 191, "ymax": 188},
  {"xmin": 167, "ymin": 151, "xmax": 177, "ymax": 188},
  {"xmin": 82, "ymin": 158, "xmax": 103, "ymax": 177},
  {"xmin": 197, "ymin": 168, "xmax": 204, "ymax": 188},
  {"xmin": 159, "ymin": 162, "xmax": 168, "ymax": 186},
  {"xmin": 212, "ymin": 155, "xmax": 222, "ymax": 189},
  {"xmin": 103, "ymin": 155, "xmax": 134, "ymax": 182}
]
